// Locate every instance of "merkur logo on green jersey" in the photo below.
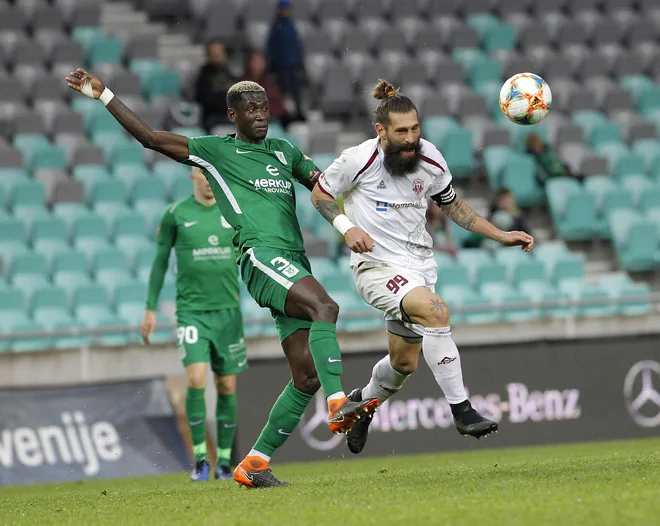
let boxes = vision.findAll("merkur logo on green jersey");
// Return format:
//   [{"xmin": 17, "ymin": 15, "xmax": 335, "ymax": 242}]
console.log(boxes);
[{"xmin": 249, "ymin": 165, "xmax": 292, "ymax": 195}]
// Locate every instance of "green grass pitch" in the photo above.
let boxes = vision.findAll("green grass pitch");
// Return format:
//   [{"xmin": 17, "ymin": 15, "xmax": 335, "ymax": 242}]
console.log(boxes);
[{"xmin": 2, "ymin": 438, "xmax": 659, "ymax": 526}]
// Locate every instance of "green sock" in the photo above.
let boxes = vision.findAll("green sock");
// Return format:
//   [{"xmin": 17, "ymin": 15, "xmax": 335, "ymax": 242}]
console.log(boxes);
[
  {"xmin": 308, "ymin": 321, "xmax": 344, "ymax": 398},
  {"xmin": 253, "ymin": 382, "xmax": 313, "ymax": 457},
  {"xmin": 216, "ymin": 393, "xmax": 237, "ymax": 467},
  {"xmin": 185, "ymin": 387, "xmax": 207, "ymax": 463}
]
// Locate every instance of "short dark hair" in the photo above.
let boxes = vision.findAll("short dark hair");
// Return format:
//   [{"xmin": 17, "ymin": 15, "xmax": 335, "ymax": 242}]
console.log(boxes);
[
  {"xmin": 372, "ymin": 79, "xmax": 418, "ymax": 126},
  {"xmin": 226, "ymin": 80, "xmax": 266, "ymax": 110}
]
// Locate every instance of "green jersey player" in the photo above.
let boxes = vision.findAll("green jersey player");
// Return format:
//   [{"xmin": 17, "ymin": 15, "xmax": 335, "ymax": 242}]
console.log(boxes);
[
  {"xmin": 141, "ymin": 166, "xmax": 246, "ymax": 482},
  {"xmin": 66, "ymin": 68, "xmax": 378, "ymax": 488}
]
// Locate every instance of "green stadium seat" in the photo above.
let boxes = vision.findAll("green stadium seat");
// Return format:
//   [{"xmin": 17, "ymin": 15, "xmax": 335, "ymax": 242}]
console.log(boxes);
[
  {"xmin": 519, "ymin": 281, "xmax": 573, "ymax": 319},
  {"xmin": 436, "ymin": 262, "xmax": 470, "ymax": 289},
  {"xmin": 10, "ymin": 180, "xmax": 46, "ymax": 213},
  {"xmin": 71, "ymin": 96, "xmax": 104, "ymax": 123},
  {"xmin": 466, "ymin": 13, "xmax": 501, "ymax": 37},
  {"xmin": 73, "ymin": 283, "xmax": 113, "ymax": 321},
  {"xmin": 473, "ymin": 81, "xmax": 502, "ymax": 117},
  {"xmin": 170, "ymin": 178, "xmax": 193, "ymax": 201},
  {"xmin": 499, "ymin": 152, "xmax": 541, "ymax": 206},
  {"xmin": 558, "ymin": 280, "xmax": 616, "ymax": 318},
  {"xmin": 462, "ymin": 291, "xmax": 498, "ymax": 325},
  {"xmin": 53, "ymin": 272, "xmax": 93, "ymax": 298},
  {"xmin": 87, "ymin": 111, "xmax": 124, "ymax": 136},
  {"xmin": 493, "ymin": 246, "xmax": 530, "ymax": 276},
  {"xmin": 88, "ymin": 179, "xmax": 127, "ymax": 207},
  {"xmin": 434, "ymin": 251, "xmax": 455, "ymax": 269},
  {"xmin": 584, "ymin": 175, "xmax": 635, "ymax": 237},
  {"xmin": 33, "ymin": 146, "xmax": 68, "ymax": 172},
  {"xmin": 0, "ymin": 169, "xmax": 29, "ymax": 196},
  {"xmin": 550, "ymin": 253, "xmax": 586, "ymax": 286},
  {"xmin": 148, "ymin": 313, "xmax": 176, "ymax": 344},
  {"xmin": 9, "ymin": 253, "xmax": 50, "ymax": 296},
  {"xmin": 622, "ymin": 175, "xmax": 653, "ymax": 208},
  {"xmin": 587, "ymin": 121, "xmax": 622, "ymax": 150},
  {"xmin": 636, "ymin": 86, "xmax": 660, "ymax": 114},
  {"xmin": 134, "ymin": 245, "xmax": 156, "ymax": 281},
  {"xmin": 115, "ymin": 282, "xmax": 148, "ymax": 323},
  {"xmin": 481, "ymin": 282, "xmax": 539, "ymax": 322},
  {"xmin": 483, "ymin": 23, "xmax": 517, "ymax": 52},
  {"xmin": 52, "ymin": 203, "xmax": 94, "ymax": 235},
  {"xmin": 533, "ymin": 243, "xmax": 569, "ymax": 262},
  {"xmin": 73, "ymin": 216, "xmax": 110, "ymax": 257},
  {"xmin": 424, "ymin": 116, "xmax": 459, "ymax": 149},
  {"xmin": 71, "ymin": 26, "xmax": 105, "ymax": 53},
  {"xmin": 147, "ymin": 68, "xmax": 181, "ymax": 99},
  {"xmin": 31, "ymin": 217, "xmax": 70, "ymax": 261},
  {"xmin": 632, "ymin": 139, "xmax": 660, "ymax": 174},
  {"xmin": 31, "ymin": 286, "xmax": 72, "ymax": 329},
  {"xmin": 73, "ymin": 165, "xmax": 112, "ymax": 194},
  {"xmin": 52, "ymin": 250, "xmax": 89, "ymax": 278},
  {"xmin": 153, "ymin": 161, "xmax": 190, "ymax": 191},
  {"xmin": 0, "ymin": 290, "xmax": 28, "ymax": 329},
  {"xmin": 93, "ymin": 248, "xmax": 134, "ymax": 295},
  {"xmin": 92, "ymin": 201, "xmax": 132, "ymax": 221},
  {"xmin": 321, "ymin": 264, "xmax": 354, "ymax": 292},
  {"xmin": 483, "ymin": 146, "xmax": 512, "ymax": 189},
  {"xmin": 13, "ymin": 134, "xmax": 51, "ymax": 169},
  {"xmin": 546, "ymin": 178, "xmax": 597, "ymax": 241},
  {"xmin": 132, "ymin": 177, "xmax": 167, "ymax": 205},
  {"xmin": 9, "ymin": 321, "xmax": 52, "ymax": 352},
  {"xmin": 452, "ymin": 48, "xmax": 486, "ymax": 70},
  {"xmin": 599, "ymin": 274, "xmax": 651, "ymax": 316},
  {"xmin": 130, "ymin": 58, "xmax": 165, "ymax": 87},
  {"xmin": 311, "ymin": 153, "xmax": 336, "ymax": 172},
  {"xmin": 440, "ymin": 127, "xmax": 475, "ymax": 179},
  {"xmin": 0, "ymin": 217, "xmax": 28, "ymax": 248},
  {"xmin": 110, "ymin": 143, "xmax": 145, "ymax": 168},
  {"xmin": 308, "ymin": 257, "xmax": 337, "ymax": 283},
  {"xmin": 112, "ymin": 163, "xmax": 152, "ymax": 188},
  {"xmin": 596, "ymin": 143, "xmax": 646, "ymax": 178},
  {"xmin": 512, "ymin": 258, "xmax": 547, "ymax": 286},
  {"xmin": 52, "ymin": 320, "xmax": 93, "ymax": 349},
  {"xmin": 638, "ymin": 184, "xmax": 660, "ymax": 214},
  {"xmin": 646, "ymin": 208, "xmax": 660, "ymax": 239},
  {"xmin": 92, "ymin": 130, "xmax": 129, "ymax": 153},
  {"xmin": 135, "ymin": 201, "xmax": 167, "ymax": 236},
  {"xmin": 608, "ymin": 209, "xmax": 658, "ymax": 271},
  {"xmin": 93, "ymin": 316, "xmax": 132, "ymax": 347},
  {"xmin": 113, "ymin": 211, "xmax": 148, "ymax": 239},
  {"xmin": 467, "ymin": 56, "xmax": 502, "ymax": 87},
  {"xmin": 88, "ymin": 36, "xmax": 124, "ymax": 67},
  {"xmin": 240, "ymin": 297, "xmax": 273, "ymax": 338},
  {"xmin": 296, "ymin": 194, "xmax": 317, "ymax": 227}
]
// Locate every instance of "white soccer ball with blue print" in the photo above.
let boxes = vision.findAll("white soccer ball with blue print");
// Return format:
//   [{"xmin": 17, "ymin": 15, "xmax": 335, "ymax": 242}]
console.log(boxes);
[{"xmin": 499, "ymin": 73, "xmax": 552, "ymax": 125}]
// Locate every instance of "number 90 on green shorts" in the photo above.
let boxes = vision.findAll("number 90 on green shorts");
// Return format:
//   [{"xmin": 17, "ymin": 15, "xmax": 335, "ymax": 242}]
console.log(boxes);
[{"xmin": 176, "ymin": 308, "xmax": 248, "ymax": 375}]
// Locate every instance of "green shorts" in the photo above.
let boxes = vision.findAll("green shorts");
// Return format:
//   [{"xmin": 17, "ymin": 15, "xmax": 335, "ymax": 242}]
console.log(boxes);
[
  {"xmin": 239, "ymin": 247, "xmax": 313, "ymax": 342},
  {"xmin": 176, "ymin": 308, "xmax": 247, "ymax": 375}
]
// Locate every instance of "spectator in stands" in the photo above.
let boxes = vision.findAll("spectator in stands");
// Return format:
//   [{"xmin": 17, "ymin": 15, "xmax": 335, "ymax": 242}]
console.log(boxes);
[
  {"xmin": 243, "ymin": 49, "xmax": 292, "ymax": 128},
  {"xmin": 194, "ymin": 40, "xmax": 237, "ymax": 133},
  {"xmin": 267, "ymin": 0, "xmax": 306, "ymax": 121},
  {"xmin": 525, "ymin": 133, "xmax": 575, "ymax": 185},
  {"xmin": 427, "ymin": 201, "xmax": 459, "ymax": 257},
  {"xmin": 489, "ymin": 188, "xmax": 532, "ymax": 237}
]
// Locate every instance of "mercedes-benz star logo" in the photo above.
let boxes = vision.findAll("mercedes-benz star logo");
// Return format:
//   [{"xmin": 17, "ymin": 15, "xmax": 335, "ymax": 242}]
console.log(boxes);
[
  {"xmin": 298, "ymin": 393, "xmax": 344, "ymax": 451},
  {"xmin": 623, "ymin": 360, "xmax": 660, "ymax": 428}
]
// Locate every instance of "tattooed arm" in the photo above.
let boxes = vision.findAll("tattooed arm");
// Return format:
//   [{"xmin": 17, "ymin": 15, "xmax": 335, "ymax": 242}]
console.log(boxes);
[
  {"xmin": 436, "ymin": 193, "xmax": 535, "ymax": 251},
  {"xmin": 311, "ymin": 183, "xmax": 374, "ymax": 253}
]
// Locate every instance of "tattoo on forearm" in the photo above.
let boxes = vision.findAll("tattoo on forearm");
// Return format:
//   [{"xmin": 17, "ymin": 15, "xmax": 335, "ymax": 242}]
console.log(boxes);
[
  {"xmin": 314, "ymin": 199, "xmax": 342, "ymax": 223},
  {"xmin": 441, "ymin": 197, "xmax": 479, "ymax": 231},
  {"xmin": 431, "ymin": 299, "xmax": 445, "ymax": 313}
]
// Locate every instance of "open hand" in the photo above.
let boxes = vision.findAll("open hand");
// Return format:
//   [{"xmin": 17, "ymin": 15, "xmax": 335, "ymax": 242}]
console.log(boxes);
[
  {"xmin": 141, "ymin": 310, "xmax": 156, "ymax": 345},
  {"xmin": 499, "ymin": 231, "xmax": 534, "ymax": 252},
  {"xmin": 65, "ymin": 68, "xmax": 105, "ymax": 99}
]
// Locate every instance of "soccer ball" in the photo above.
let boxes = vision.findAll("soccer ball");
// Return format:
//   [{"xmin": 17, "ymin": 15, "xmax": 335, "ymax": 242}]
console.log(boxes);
[{"xmin": 499, "ymin": 73, "xmax": 552, "ymax": 125}]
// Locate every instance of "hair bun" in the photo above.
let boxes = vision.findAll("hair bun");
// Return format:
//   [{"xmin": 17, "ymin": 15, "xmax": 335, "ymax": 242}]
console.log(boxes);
[{"xmin": 372, "ymin": 79, "xmax": 400, "ymax": 100}]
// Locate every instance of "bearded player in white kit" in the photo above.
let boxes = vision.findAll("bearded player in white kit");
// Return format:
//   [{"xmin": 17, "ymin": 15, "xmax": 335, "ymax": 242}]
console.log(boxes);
[{"xmin": 311, "ymin": 80, "xmax": 534, "ymax": 454}]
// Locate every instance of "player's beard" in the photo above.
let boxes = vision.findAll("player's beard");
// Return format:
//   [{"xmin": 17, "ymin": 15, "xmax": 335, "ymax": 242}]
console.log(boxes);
[{"xmin": 383, "ymin": 140, "xmax": 421, "ymax": 177}]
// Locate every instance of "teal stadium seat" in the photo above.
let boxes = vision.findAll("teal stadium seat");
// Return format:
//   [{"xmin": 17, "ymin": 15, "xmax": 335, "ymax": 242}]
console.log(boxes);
[
  {"xmin": 170, "ymin": 178, "xmax": 193, "ymax": 201},
  {"xmin": 130, "ymin": 58, "xmax": 165, "ymax": 87},
  {"xmin": 31, "ymin": 217, "xmax": 70, "ymax": 262},
  {"xmin": 467, "ymin": 56, "xmax": 502, "ymax": 88},
  {"xmin": 424, "ymin": 116, "xmax": 459, "ymax": 149},
  {"xmin": 439, "ymin": 127, "xmax": 475, "ymax": 179},
  {"xmin": 52, "ymin": 203, "xmax": 94, "ymax": 235},
  {"xmin": 52, "ymin": 320, "xmax": 93, "ymax": 349},
  {"xmin": 172, "ymin": 127, "xmax": 206, "ymax": 138},
  {"xmin": 584, "ymin": 175, "xmax": 635, "ymax": 237},
  {"xmin": 132, "ymin": 177, "xmax": 167, "ymax": 205},
  {"xmin": 436, "ymin": 262, "xmax": 470, "ymax": 289},
  {"xmin": 11, "ymin": 180, "xmax": 46, "ymax": 214},
  {"xmin": 308, "ymin": 257, "xmax": 337, "ymax": 283},
  {"xmin": 0, "ymin": 169, "xmax": 29, "ymax": 197},
  {"xmin": 466, "ymin": 13, "xmax": 500, "ymax": 41},
  {"xmin": 73, "ymin": 215, "xmax": 110, "ymax": 258},
  {"xmin": 511, "ymin": 258, "xmax": 547, "ymax": 287},
  {"xmin": 480, "ymin": 282, "xmax": 540, "ymax": 322},
  {"xmin": 608, "ymin": 209, "xmax": 658, "ymax": 271},
  {"xmin": 73, "ymin": 164, "xmax": 111, "ymax": 195},
  {"xmin": 71, "ymin": 26, "xmax": 105, "ymax": 53},
  {"xmin": 622, "ymin": 175, "xmax": 653, "ymax": 208},
  {"xmin": 88, "ymin": 36, "xmax": 124, "ymax": 68},
  {"xmin": 9, "ymin": 253, "xmax": 50, "ymax": 296},
  {"xmin": 135, "ymin": 201, "xmax": 167, "ymax": 236},
  {"xmin": 0, "ymin": 218, "xmax": 29, "ymax": 268},
  {"xmin": 93, "ymin": 247, "xmax": 134, "ymax": 297},
  {"xmin": 31, "ymin": 286, "xmax": 72, "ymax": 329},
  {"xmin": 546, "ymin": 178, "xmax": 597, "ymax": 241},
  {"xmin": 558, "ymin": 280, "xmax": 616, "ymax": 318},
  {"xmin": 147, "ymin": 68, "xmax": 181, "ymax": 100},
  {"xmin": 13, "ymin": 134, "xmax": 50, "ymax": 170},
  {"xmin": 311, "ymin": 154, "xmax": 336, "ymax": 172},
  {"xmin": 0, "ymin": 290, "xmax": 29, "ymax": 330},
  {"xmin": 114, "ymin": 282, "xmax": 148, "ymax": 323},
  {"xmin": 596, "ymin": 143, "xmax": 646, "ymax": 178},
  {"xmin": 51, "ymin": 250, "xmax": 91, "ymax": 295},
  {"xmin": 94, "ymin": 317, "xmax": 132, "ymax": 347},
  {"xmin": 599, "ymin": 274, "xmax": 651, "ymax": 316},
  {"xmin": 483, "ymin": 146, "xmax": 512, "ymax": 189},
  {"xmin": 483, "ymin": 23, "xmax": 516, "ymax": 52},
  {"xmin": 110, "ymin": 143, "xmax": 145, "ymax": 168},
  {"xmin": 88, "ymin": 179, "xmax": 127, "ymax": 208},
  {"xmin": 499, "ymin": 152, "xmax": 541, "ymax": 206},
  {"xmin": 134, "ymin": 245, "xmax": 156, "ymax": 281},
  {"xmin": 153, "ymin": 161, "xmax": 190, "ymax": 193},
  {"xmin": 73, "ymin": 283, "xmax": 114, "ymax": 321},
  {"xmin": 112, "ymin": 163, "xmax": 151, "ymax": 188},
  {"xmin": 9, "ymin": 321, "xmax": 52, "ymax": 352},
  {"xmin": 87, "ymin": 112, "xmax": 124, "ymax": 136},
  {"xmin": 519, "ymin": 281, "xmax": 573, "ymax": 319},
  {"xmin": 550, "ymin": 253, "xmax": 586, "ymax": 287},
  {"xmin": 636, "ymin": 86, "xmax": 660, "ymax": 114},
  {"xmin": 632, "ymin": 139, "xmax": 660, "ymax": 174}
]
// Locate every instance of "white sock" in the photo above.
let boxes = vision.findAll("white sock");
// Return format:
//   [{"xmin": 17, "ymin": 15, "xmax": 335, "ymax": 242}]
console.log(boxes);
[
  {"xmin": 361, "ymin": 355, "xmax": 411, "ymax": 403},
  {"xmin": 422, "ymin": 327, "xmax": 467, "ymax": 404},
  {"xmin": 248, "ymin": 449, "xmax": 270, "ymax": 462}
]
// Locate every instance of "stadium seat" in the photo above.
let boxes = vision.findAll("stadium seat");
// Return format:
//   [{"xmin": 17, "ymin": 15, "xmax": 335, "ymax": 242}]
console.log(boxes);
[
  {"xmin": 51, "ymin": 320, "xmax": 93, "ymax": 349},
  {"xmin": 632, "ymin": 139, "xmax": 660, "ymax": 173},
  {"xmin": 132, "ymin": 177, "xmax": 167, "ymax": 205},
  {"xmin": 93, "ymin": 246, "xmax": 133, "ymax": 292},
  {"xmin": 609, "ymin": 209, "xmax": 658, "ymax": 271},
  {"xmin": 0, "ymin": 217, "xmax": 29, "ymax": 268},
  {"xmin": 584, "ymin": 175, "xmax": 635, "ymax": 237},
  {"xmin": 0, "ymin": 289, "xmax": 29, "ymax": 330},
  {"xmin": 9, "ymin": 253, "xmax": 49, "ymax": 296},
  {"xmin": 114, "ymin": 282, "xmax": 148, "ymax": 323},
  {"xmin": 72, "ymin": 215, "xmax": 110, "ymax": 258},
  {"xmin": 31, "ymin": 285, "xmax": 72, "ymax": 328},
  {"xmin": 170, "ymin": 178, "xmax": 193, "ymax": 202},
  {"xmin": 436, "ymin": 263, "xmax": 470, "ymax": 289},
  {"xmin": 519, "ymin": 281, "xmax": 574, "ymax": 319},
  {"xmin": 153, "ymin": 160, "xmax": 190, "ymax": 190},
  {"xmin": 559, "ymin": 280, "xmax": 616, "ymax": 318},
  {"xmin": 73, "ymin": 283, "xmax": 113, "ymax": 320},
  {"xmin": 546, "ymin": 178, "xmax": 597, "ymax": 241},
  {"xmin": 596, "ymin": 143, "xmax": 646, "ymax": 178},
  {"xmin": 599, "ymin": 274, "xmax": 652, "ymax": 315},
  {"xmin": 92, "ymin": 316, "xmax": 132, "ymax": 347},
  {"xmin": 481, "ymin": 282, "xmax": 540, "ymax": 322},
  {"xmin": 439, "ymin": 127, "xmax": 475, "ymax": 179},
  {"xmin": 9, "ymin": 320, "xmax": 52, "ymax": 352},
  {"xmin": 112, "ymin": 162, "xmax": 151, "ymax": 187},
  {"xmin": 52, "ymin": 202, "xmax": 94, "ymax": 235},
  {"xmin": 512, "ymin": 258, "xmax": 547, "ymax": 287},
  {"xmin": 10, "ymin": 179, "xmax": 46, "ymax": 214}
]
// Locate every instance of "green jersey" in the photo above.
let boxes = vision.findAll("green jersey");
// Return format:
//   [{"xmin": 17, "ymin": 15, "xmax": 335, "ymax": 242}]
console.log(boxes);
[
  {"xmin": 185, "ymin": 134, "xmax": 316, "ymax": 254},
  {"xmin": 146, "ymin": 196, "xmax": 239, "ymax": 312}
]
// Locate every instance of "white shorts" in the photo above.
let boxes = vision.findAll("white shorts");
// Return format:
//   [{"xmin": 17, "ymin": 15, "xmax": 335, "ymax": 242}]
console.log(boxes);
[{"xmin": 354, "ymin": 261, "xmax": 437, "ymax": 338}]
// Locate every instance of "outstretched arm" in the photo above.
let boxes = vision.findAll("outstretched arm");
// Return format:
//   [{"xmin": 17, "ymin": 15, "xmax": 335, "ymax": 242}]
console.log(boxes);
[
  {"xmin": 311, "ymin": 184, "xmax": 374, "ymax": 253},
  {"xmin": 437, "ymin": 194, "xmax": 534, "ymax": 251},
  {"xmin": 66, "ymin": 68, "xmax": 189, "ymax": 162}
]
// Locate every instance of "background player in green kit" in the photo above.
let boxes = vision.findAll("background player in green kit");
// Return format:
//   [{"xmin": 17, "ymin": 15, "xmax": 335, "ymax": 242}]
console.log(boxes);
[
  {"xmin": 66, "ymin": 68, "xmax": 378, "ymax": 488},
  {"xmin": 141, "ymin": 166, "xmax": 246, "ymax": 482}
]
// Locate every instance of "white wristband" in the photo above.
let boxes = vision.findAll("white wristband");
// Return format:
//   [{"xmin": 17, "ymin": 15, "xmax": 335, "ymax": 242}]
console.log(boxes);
[
  {"xmin": 99, "ymin": 87, "xmax": 115, "ymax": 106},
  {"xmin": 333, "ymin": 214, "xmax": 356, "ymax": 236}
]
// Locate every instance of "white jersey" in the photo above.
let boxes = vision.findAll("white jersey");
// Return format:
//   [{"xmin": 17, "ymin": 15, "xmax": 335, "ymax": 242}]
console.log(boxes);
[{"xmin": 318, "ymin": 137, "xmax": 455, "ymax": 271}]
